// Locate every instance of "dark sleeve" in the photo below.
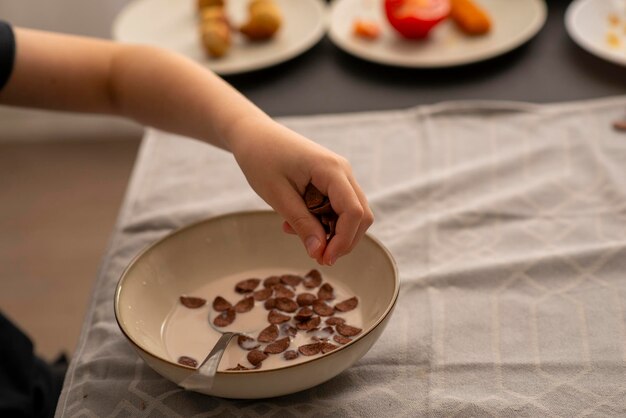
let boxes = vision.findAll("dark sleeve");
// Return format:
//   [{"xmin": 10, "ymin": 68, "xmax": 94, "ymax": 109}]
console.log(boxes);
[{"xmin": 0, "ymin": 21, "xmax": 16, "ymax": 91}]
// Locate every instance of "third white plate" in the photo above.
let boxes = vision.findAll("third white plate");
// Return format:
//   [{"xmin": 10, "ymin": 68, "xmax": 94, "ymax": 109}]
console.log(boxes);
[{"xmin": 566, "ymin": 0, "xmax": 626, "ymax": 67}]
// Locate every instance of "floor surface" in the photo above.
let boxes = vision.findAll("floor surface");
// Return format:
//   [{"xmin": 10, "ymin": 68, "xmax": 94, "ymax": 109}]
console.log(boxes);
[{"xmin": 0, "ymin": 137, "xmax": 140, "ymax": 360}]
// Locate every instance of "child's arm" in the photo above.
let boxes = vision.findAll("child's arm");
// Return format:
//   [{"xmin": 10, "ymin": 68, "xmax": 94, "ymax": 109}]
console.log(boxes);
[{"xmin": 0, "ymin": 27, "xmax": 373, "ymax": 265}]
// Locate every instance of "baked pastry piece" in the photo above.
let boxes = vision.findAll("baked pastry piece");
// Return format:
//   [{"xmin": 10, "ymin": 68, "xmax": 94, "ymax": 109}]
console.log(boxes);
[
  {"xmin": 197, "ymin": 0, "xmax": 224, "ymax": 12},
  {"xmin": 199, "ymin": 6, "xmax": 231, "ymax": 58},
  {"xmin": 240, "ymin": 0, "xmax": 282, "ymax": 40}
]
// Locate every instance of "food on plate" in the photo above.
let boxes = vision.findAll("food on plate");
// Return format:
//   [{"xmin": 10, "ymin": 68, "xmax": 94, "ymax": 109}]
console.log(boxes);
[
  {"xmin": 240, "ymin": 0, "xmax": 283, "ymax": 40},
  {"xmin": 377, "ymin": 0, "xmax": 493, "ymax": 40},
  {"xmin": 449, "ymin": 0, "xmax": 491, "ymax": 36},
  {"xmin": 197, "ymin": 0, "xmax": 224, "ymax": 12},
  {"xmin": 384, "ymin": 0, "xmax": 450, "ymax": 39},
  {"xmin": 605, "ymin": 9, "xmax": 625, "ymax": 49},
  {"xmin": 170, "ymin": 269, "xmax": 361, "ymax": 371},
  {"xmin": 199, "ymin": 6, "xmax": 231, "ymax": 58},
  {"xmin": 607, "ymin": 13, "xmax": 620, "ymax": 28},
  {"xmin": 352, "ymin": 19, "xmax": 381, "ymax": 40},
  {"xmin": 606, "ymin": 32, "xmax": 621, "ymax": 48},
  {"xmin": 196, "ymin": 0, "xmax": 282, "ymax": 58}
]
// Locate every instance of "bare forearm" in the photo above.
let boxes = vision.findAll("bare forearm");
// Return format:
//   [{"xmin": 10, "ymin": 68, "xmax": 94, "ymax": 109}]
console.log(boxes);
[
  {"xmin": 107, "ymin": 44, "xmax": 270, "ymax": 151},
  {"xmin": 0, "ymin": 28, "xmax": 269, "ymax": 151}
]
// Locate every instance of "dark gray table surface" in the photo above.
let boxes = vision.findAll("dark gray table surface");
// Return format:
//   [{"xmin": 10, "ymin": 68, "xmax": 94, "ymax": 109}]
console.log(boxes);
[{"xmin": 225, "ymin": 0, "xmax": 625, "ymax": 117}]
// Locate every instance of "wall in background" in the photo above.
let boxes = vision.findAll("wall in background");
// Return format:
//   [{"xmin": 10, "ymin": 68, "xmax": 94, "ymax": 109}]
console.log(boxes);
[
  {"xmin": 0, "ymin": 0, "xmax": 143, "ymax": 141},
  {"xmin": 0, "ymin": 0, "xmax": 130, "ymax": 37}
]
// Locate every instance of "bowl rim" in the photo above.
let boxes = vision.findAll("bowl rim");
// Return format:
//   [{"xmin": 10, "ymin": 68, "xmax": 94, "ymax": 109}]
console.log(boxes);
[{"xmin": 114, "ymin": 210, "xmax": 399, "ymax": 375}]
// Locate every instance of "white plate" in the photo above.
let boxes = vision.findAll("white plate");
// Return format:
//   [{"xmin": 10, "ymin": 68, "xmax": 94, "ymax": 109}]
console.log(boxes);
[
  {"xmin": 566, "ymin": 0, "xmax": 626, "ymax": 67},
  {"xmin": 328, "ymin": 0, "xmax": 547, "ymax": 68},
  {"xmin": 113, "ymin": 0, "xmax": 327, "ymax": 75}
]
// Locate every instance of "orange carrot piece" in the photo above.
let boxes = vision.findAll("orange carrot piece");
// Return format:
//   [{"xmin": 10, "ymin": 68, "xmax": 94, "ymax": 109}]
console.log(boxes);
[{"xmin": 450, "ymin": 0, "xmax": 491, "ymax": 35}]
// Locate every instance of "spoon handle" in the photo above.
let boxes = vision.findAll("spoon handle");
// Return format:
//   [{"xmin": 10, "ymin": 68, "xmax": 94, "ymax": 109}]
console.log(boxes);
[{"xmin": 179, "ymin": 331, "xmax": 238, "ymax": 392}]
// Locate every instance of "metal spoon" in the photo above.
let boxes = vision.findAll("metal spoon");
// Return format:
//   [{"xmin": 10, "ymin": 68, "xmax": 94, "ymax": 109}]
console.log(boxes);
[
  {"xmin": 178, "ymin": 332, "xmax": 238, "ymax": 392},
  {"xmin": 178, "ymin": 311, "xmax": 257, "ymax": 392}
]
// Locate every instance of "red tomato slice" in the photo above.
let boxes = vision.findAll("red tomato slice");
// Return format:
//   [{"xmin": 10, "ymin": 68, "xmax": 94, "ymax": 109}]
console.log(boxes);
[{"xmin": 385, "ymin": 0, "xmax": 450, "ymax": 39}]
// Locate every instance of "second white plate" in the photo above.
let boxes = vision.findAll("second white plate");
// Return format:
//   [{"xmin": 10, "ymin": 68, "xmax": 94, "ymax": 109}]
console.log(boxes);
[
  {"xmin": 113, "ymin": 0, "xmax": 327, "ymax": 75},
  {"xmin": 328, "ymin": 0, "xmax": 547, "ymax": 68}
]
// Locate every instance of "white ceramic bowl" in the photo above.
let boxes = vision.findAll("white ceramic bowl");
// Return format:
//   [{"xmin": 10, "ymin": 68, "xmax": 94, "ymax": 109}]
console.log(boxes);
[{"xmin": 115, "ymin": 211, "xmax": 398, "ymax": 399}]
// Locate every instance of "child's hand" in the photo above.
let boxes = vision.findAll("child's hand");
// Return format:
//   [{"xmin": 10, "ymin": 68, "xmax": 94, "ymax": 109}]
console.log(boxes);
[
  {"xmin": 0, "ymin": 28, "xmax": 370, "ymax": 264},
  {"xmin": 227, "ymin": 116, "xmax": 373, "ymax": 266}
]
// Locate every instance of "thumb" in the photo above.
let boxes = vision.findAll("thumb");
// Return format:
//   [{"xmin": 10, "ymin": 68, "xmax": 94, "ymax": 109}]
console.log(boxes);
[{"xmin": 272, "ymin": 187, "xmax": 327, "ymax": 261}]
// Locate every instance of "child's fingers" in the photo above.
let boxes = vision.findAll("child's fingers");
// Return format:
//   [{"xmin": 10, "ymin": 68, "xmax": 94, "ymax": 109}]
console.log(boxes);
[
  {"xmin": 271, "ymin": 182, "xmax": 328, "ymax": 261},
  {"xmin": 282, "ymin": 221, "xmax": 296, "ymax": 235},
  {"xmin": 284, "ymin": 181, "xmax": 371, "ymax": 263},
  {"xmin": 322, "ymin": 176, "xmax": 366, "ymax": 265},
  {"xmin": 282, "ymin": 220, "xmax": 323, "ymax": 264},
  {"xmin": 344, "ymin": 175, "xmax": 374, "ymax": 253}
]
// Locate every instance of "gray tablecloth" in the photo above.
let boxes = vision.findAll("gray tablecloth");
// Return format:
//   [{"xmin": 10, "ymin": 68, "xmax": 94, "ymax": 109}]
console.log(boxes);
[{"xmin": 57, "ymin": 97, "xmax": 626, "ymax": 417}]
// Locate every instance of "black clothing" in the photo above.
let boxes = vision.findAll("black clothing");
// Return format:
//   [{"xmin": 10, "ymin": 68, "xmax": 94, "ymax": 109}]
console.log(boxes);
[
  {"xmin": 0, "ymin": 312, "xmax": 65, "ymax": 417},
  {"xmin": 0, "ymin": 20, "xmax": 16, "ymax": 91}
]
